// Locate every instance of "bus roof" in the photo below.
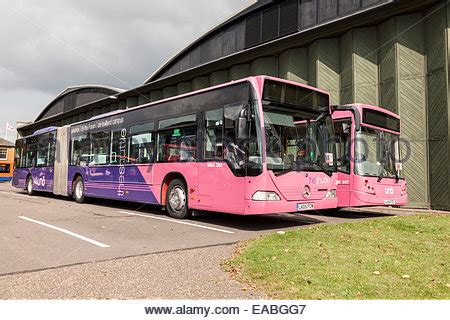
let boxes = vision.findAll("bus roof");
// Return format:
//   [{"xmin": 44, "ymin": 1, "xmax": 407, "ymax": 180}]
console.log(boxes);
[
  {"xmin": 335, "ymin": 103, "xmax": 401, "ymax": 133},
  {"xmin": 67, "ymin": 76, "xmax": 331, "ymax": 128},
  {"xmin": 339, "ymin": 103, "xmax": 400, "ymax": 119}
]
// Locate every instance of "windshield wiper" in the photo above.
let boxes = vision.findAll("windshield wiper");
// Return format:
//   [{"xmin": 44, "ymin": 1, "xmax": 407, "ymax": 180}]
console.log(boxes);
[
  {"xmin": 310, "ymin": 160, "xmax": 333, "ymax": 177},
  {"xmin": 274, "ymin": 165, "xmax": 301, "ymax": 177}
]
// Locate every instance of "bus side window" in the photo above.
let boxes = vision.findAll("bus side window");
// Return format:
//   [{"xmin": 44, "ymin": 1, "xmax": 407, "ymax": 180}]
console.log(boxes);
[
  {"xmin": 36, "ymin": 133, "xmax": 49, "ymax": 167},
  {"xmin": 25, "ymin": 137, "xmax": 37, "ymax": 168},
  {"xmin": 91, "ymin": 131, "xmax": 111, "ymax": 166},
  {"xmin": 20, "ymin": 141, "xmax": 27, "ymax": 168},
  {"xmin": 71, "ymin": 133, "xmax": 90, "ymax": 166},
  {"xmin": 204, "ymin": 109, "xmax": 223, "ymax": 160},
  {"xmin": 15, "ymin": 140, "xmax": 24, "ymax": 168},
  {"xmin": 111, "ymin": 130, "xmax": 129, "ymax": 165},
  {"xmin": 0, "ymin": 164, "xmax": 10, "ymax": 173},
  {"xmin": 158, "ymin": 114, "xmax": 197, "ymax": 163},
  {"xmin": 129, "ymin": 133, "xmax": 154, "ymax": 164}
]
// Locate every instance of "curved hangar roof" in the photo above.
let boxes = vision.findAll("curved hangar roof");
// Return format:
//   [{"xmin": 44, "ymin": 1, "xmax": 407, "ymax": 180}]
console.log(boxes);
[
  {"xmin": 35, "ymin": 85, "xmax": 125, "ymax": 122},
  {"xmin": 145, "ymin": 0, "xmax": 395, "ymax": 84}
]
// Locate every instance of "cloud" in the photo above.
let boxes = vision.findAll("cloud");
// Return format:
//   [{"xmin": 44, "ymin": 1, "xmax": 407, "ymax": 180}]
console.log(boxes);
[{"xmin": 0, "ymin": 0, "xmax": 254, "ymax": 140}]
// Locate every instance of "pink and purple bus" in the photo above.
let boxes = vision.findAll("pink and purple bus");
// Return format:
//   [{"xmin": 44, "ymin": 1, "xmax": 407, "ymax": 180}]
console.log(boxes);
[
  {"xmin": 13, "ymin": 76, "xmax": 338, "ymax": 218},
  {"xmin": 331, "ymin": 104, "xmax": 407, "ymax": 208}
]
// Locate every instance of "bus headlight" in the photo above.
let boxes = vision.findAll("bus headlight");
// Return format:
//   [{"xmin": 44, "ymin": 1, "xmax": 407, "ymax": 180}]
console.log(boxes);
[
  {"xmin": 325, "ymin": 189, "xmax": 336, "ymax": 199},
  {"xmin": 252, "ymin": 191, "xmax": 281, "ymax": 201}
]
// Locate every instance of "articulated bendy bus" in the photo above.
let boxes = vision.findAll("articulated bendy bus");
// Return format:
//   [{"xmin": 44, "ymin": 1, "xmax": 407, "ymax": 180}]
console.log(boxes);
[
  {"xmin": 13, "ymin": 76, "xmax": 338, "ymax": 218},
  {"xmin": 331, "ymin": 104, "xmax": 407, "ymax": 208}
]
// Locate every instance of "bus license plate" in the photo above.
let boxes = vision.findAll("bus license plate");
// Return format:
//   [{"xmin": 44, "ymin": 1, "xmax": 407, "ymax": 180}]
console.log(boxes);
[
  {"xmin": 297, "ymin": 203, "xmax": 314, "ymax": 211},
  {"xmin": 384, "ymin": 200, "xmax": 396, "ymax": 205}
]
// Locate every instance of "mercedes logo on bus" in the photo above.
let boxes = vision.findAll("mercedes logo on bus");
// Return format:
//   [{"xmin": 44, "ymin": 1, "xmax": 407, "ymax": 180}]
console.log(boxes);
[{"xmin": 302, "ymin": 185, "xmax": 311, "ymax": 199}]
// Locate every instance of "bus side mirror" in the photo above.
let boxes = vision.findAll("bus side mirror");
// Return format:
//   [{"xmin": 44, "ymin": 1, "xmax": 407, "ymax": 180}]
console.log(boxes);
[{"xmin": 237, "ymin": 116, "xmax": 249, "ymax": 140}]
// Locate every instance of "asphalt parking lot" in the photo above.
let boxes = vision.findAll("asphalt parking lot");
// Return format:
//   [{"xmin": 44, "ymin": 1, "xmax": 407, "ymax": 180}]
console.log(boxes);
[{"xmin": 0, "ymin": 182, "xmax": 391, "ymax": 299}]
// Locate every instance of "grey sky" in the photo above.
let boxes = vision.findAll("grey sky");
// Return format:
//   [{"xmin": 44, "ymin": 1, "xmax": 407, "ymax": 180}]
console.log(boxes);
[{"xmin": 0, "ymin": 0, "xmax": 254, "ymax": 141}]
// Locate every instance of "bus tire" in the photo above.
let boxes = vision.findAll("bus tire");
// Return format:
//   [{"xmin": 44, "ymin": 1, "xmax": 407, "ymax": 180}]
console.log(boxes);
[
  {"xmin": 165, "ymin": 179, "xmax": 192, "ymax": 219},
  {"xmin": 26, "ymin": 176, "xmax": 34, "ymax": 196},
  {"xmin": 73, "ymin": 176, "xmax": 85, "ymax": 204}
]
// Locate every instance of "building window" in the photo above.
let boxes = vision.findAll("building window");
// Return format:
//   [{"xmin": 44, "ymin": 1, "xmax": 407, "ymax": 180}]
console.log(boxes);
[{"xmin": 0, "ymin": 148, "xmax": 7, "ymax": 160}]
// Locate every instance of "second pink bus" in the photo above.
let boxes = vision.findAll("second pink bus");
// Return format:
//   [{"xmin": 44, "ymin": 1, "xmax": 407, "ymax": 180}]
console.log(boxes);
[{"xmin": 332, "ymin": 104, "xmax": 408, "ymax": 208}]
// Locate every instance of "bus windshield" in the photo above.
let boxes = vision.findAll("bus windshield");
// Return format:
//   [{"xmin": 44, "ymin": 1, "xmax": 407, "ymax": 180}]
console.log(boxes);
[
  {"xmin": 263, "ymin": 104, "xmax": 336, "ymax": 175},
  {"xmin": 355, "ymin": 127, "xmax": 402, "ymax": 179}
]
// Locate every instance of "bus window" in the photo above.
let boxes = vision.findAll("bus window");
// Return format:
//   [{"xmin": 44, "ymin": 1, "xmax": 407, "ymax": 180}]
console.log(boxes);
[
  {"xmin": 20, "ymin": 140, "xmax": 27, "ymax": 168},
  {"xmin": 158, "ymin": 114, "xmax": 197, "ymax": 163},
  {"xmin": 111, "ymin": 130, "xmax": 128, "ymax": 165},
  {"xmin": 246, "ymin": 102, "xmax": 263, "ymax": 176},
  {"xmin": 91, "ymin": 131, "xmax": 111, "ymax": 165},
  {"xmin": 25, "ymin": 137, "xmax": 37, "ymax": 168},
  {"xmin": 204, "ymin": 109, "xmax": 223, "ymax": 160},
  {"xmin": 334, "ymin": 119, "xmax": 351, "ymax": 174},
  {"xmin": 71, "ymin": 133, "xmax": 90, "ymax": 166},
  {"xmin": 36, "ymin": 134, "xmax": 50, "ymax": 167},
  {"xmin": 0, "ymin": 164, "xmax": 10, "ymax": 173},
  {"xmin": 128, "ymin": 123, "xmax": 154, "ymax": 164},
  {"xmin": 14, "ymin": 139, "xmax": 24, "ymax": 168},
  {"xmin": 224, "ymin": 104, "xmax": 246, "ymax": 173}
]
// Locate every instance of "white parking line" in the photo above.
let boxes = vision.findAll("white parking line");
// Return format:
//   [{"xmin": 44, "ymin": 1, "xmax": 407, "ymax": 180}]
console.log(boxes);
[
  {"xmin": 0, "ymin": 191, "xmax": 28, "ymax": 198},
  {"xmin": 120, "ymin": 211, "xmax": 235, "ymax": 234},
  {"xmin": 19, "ymin": 216, "xmax": 111, "ymax": 248}
]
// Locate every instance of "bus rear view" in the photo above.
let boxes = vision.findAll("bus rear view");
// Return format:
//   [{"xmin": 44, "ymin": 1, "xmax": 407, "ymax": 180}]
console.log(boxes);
[{"xmin": 332, "ymin": 104, "xmax": 407, "ymax": 208}]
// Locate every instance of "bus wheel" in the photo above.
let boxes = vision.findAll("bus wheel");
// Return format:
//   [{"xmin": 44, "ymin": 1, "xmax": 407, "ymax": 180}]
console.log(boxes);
[
  {"xmin": 73, "ymin": 177, "xmax": 85, "ymax": 204},
  {"xmin": 26, "ymin": 176, "xmax": 34, "ymax": 196},
  {"xmin": 166, "ymin": 179, "xmax": 192, "ymax": 219}
]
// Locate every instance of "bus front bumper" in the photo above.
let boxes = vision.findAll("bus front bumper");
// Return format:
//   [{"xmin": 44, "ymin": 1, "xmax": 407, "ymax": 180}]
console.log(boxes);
[{"xmin": 244, "ymin": 197, "xmax": 338, "ymax": 215}]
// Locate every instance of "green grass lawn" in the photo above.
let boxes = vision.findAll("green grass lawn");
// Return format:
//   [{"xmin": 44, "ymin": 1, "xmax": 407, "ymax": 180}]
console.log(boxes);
[{"xmin": 226, "ymin": 214, "xmax": 450, "ymax": 300}]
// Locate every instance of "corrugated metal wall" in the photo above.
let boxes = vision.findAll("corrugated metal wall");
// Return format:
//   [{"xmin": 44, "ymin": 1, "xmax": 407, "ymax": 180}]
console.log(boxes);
[{"xmin": 144, "ymin": 3, "xmax": 449, "ymax": 210}]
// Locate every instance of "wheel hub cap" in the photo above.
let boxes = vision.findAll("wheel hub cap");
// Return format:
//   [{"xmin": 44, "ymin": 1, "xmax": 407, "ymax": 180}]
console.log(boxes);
[{"xmin": 169, "ymin": 187, "xmax": 186, "ymax": 211}]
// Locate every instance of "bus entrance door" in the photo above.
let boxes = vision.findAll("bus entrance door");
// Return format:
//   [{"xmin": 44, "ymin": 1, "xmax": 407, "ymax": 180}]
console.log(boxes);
[{"xmin": 334, "ymin": 119, "xmax": 352, "ymax": 208}]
